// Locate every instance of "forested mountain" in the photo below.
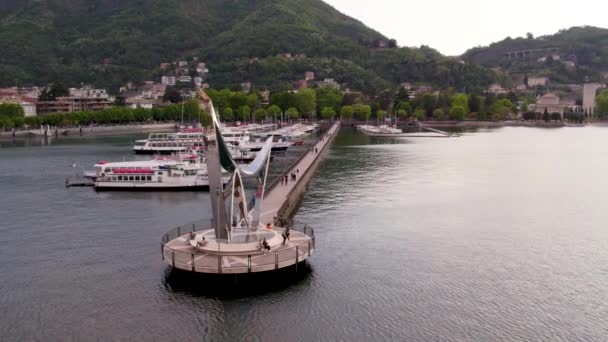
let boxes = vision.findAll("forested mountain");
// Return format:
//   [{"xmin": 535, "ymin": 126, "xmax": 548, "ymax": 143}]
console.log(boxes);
[
  {"xmin": 462, "ymin": 26, "xmax": 608, "ymax": 84},
  {"xmin": 0, "ymin": 0, "xmax": 498, "ymax": 92}
]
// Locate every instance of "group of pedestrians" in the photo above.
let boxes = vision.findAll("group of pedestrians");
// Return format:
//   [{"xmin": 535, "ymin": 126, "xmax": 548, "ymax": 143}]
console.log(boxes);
[{"xmin": 280, "ymin": 168, "xmax": 300, "ymax": 185}]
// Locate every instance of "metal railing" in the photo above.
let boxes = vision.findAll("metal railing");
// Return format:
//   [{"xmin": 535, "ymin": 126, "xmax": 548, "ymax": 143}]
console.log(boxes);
[{"xmin": 161, "ymin": 221, "xmax": 315, "ymax": 274}]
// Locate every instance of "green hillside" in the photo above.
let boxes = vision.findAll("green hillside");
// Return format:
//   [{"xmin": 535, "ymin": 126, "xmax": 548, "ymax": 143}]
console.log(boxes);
[
  {"xmin": 0, "ymin": 0, "xmax": 499, "ymax": 92},
  {"xmin": 462, "ymin": 26, "xmax": 608, "ymax": 84}
]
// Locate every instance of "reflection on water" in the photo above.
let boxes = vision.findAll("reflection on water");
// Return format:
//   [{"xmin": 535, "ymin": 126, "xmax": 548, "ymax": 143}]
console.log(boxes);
[{"xmin": 2, "ymin": 126, "xmax": 608, "ymax": 341}]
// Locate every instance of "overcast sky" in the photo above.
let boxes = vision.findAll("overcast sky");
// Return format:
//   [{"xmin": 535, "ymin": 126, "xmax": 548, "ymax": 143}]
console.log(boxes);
[{"xmin": 324, "ymin": 0, "xmax": 607, "ymax": 56}]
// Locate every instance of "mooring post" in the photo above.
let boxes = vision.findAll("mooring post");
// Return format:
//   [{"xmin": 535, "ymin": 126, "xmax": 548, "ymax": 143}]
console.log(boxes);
[
  {"xmin": 171, "ymin": 250, "xmax": 175, "ymax": 267},
  {"xmin": 191, "ymin": 253, "xmax": 195, "ymax": 271},
  {"xmin": 177, "ymin": 226, "xmax": 181, "ymax": 236},
  {"xmin": 161, "ymin": 243, "xmax": 164, "ymax": 261},
  {"xmin": 248, "ymin": 255, "xmax": 252, "ymax": 273},
  {"xmin": 218, "ymin": 255, "xmax": 222, "ymax": 274}
]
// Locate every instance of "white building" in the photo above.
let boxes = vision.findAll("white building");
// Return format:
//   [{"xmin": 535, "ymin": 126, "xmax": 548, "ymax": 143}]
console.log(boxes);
[
  {"xmin": 69, "ymin": 86, "xmax": 108, "ymax": 99},
  {"xmin": 528, "ymin": 77, "xmax": 549, "ymax": 87},
  {"xmin": 304, "ymin": 71, "xmax": 315, "ymax": 81},
  {"xmin": 161, "ymin": 76, "xmax": 176, "ymax": 86},
  {"xmin": 21, "ymin": 101, "xmax": 36, "ymax": 117},
  {"xmin": 583, "ymin": 83, "xmax": 605, "ymax": 117},
  {"xmin": 178, "ymin": 76, "xmax": 192, "ymax": 83}
]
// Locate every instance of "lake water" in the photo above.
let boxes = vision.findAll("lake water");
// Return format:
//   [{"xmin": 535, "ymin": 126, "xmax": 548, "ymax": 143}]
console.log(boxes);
[{"xmin": 1, "ymin": 126, "xmax": 608, "ymax": 341}]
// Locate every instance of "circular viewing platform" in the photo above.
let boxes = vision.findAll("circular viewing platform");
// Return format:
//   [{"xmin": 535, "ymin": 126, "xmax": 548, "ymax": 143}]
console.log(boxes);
[{"xmin": 161, "ymin": 220, "xmax": 315, "ymax": 274}]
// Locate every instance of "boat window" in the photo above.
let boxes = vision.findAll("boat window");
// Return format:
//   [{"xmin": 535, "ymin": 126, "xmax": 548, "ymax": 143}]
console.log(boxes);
[
  {"xmin": 129, "ymin": 176, "xmax": 134, "ymax": 181},
  {"xmin": 147, "ymin": 176, "xmax": 152, "ymax": 181},
  {"xmin": 135, "ymin": 176, "xmax": 140, "ymax": 181},
  {"xmin": 118, "ymin": 176, "xmax": 123, "ymax": 181}
]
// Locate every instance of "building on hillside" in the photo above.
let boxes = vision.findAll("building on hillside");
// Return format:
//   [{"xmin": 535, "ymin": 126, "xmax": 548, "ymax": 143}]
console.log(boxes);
[
  {"xmin": 160, "ymin": 63, "xmax": 171, "ymax": 70},
  {"xmin": 530, "ymin": 93, "xmax": 570, "ymax": 118},
  {"xmin": 37, "ymin": 96, "xmax": 113, "ymax": 116},
  {"xmin": 317, "ymin": 78, "xmax": 340, "ymax": 90},
  {"xmin": 528, "ymin": 77, "xmax": 549, "ymax": 87},
  {"xmin": 304, "ymin": 71, "xmax": 315, "ymax": 81},
  {"xmin": 0, "ymin": 98, "xmax": 37, "ymax": 117},
  {"xmin": 400, "ymin": 82, "xmax": 413, "ymax": 90},
  {"xmin": 126, "ymin": 98, "xmax": 155, "ymax": 109},
  {"xmin": 21, "ymin": 101, "xmax": 37, "ymax": 117},
  {"xmin": 178, "ymin": 76, "xmax": 192, "ymax": 83},
  {"xmin": 161, "ymin": 76, "xmax": 176, "ymax": 86},
  {"xmin": 194, "ymin": 77, "xmax": 203, "ymax": 87},
  {"xmin": 486, "ymin": 83, "xmax": 508, "ymax": 95},
  {"xmin": 583, "ymin": 83, "xmax": 605, "ymax": 117},
  {"xmin": 241, "ymin": 82, "xmax": 252, "ymax": 93},
  {"xmin": 296, "ymin": 80, "xmax": 308, "ymax": 89},
  {"xmin": 178, "ymin": 61, "xmax": 188, "ymax": 67},
  {"xmin": 69, "ymin": 86, "xmax": 107, "ymax": 98},
  {"xmin": 259, "ymin": 90, "xmax": 270, "ymax": 105}
]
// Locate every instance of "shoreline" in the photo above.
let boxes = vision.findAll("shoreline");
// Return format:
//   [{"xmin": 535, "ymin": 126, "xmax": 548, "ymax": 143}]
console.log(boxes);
[{"xmin": 0, "ymin": 122, "xmax": 178, "ymax": 140}]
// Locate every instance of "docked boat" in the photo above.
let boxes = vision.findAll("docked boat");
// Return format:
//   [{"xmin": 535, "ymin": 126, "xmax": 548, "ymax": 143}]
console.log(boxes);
[
  {"xmin": 132, "ymin": 128, "xmax": 205, "ymax": 154},
  {"xmin": 90, "ymin": 153, "xmax": 229, "ymax": 191},
  {"xmin": 357, "ymin": 124, "xmax": 403, "ymax": 135}
]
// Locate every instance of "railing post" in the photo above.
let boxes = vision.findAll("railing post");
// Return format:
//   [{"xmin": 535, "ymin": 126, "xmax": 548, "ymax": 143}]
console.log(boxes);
[
  {"xmin": 275, "ymin": 251, "xmax": 279, "ymax": 270},
  {"xmin": 295, "ymin": 246, "xmax": 299, "ymax": 272},
  {"xmin": 177, "ymin": 226, "xmax": 181, "ymax": 236},
  {"xmin": 308, "ymin": 240, "xmax": 311, "ymax": 256},
  {"xmin": 192, "ymin": 223, "xmax": 195, "ymax": 232},
  {"xmin": 161, "ymin": 243, "xmax": 164, "ymax": 261},
  {"xmin": 218, "ymin": 255, "xmax": 222, "ymax": 274},
  {"xmin": 171, "ymin": 250, "xmax": 175, "ymax": 267},
  {"xmin": 248, "ymin": 255, "xmax": 252, "ymax": 273},
  {"xmin": 191, "ymin": 253, "xmax": 195, "ymax": 271}
]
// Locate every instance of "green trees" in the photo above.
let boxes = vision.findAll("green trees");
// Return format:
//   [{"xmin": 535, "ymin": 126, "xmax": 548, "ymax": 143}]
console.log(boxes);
[
  {"xmin": 340, "ymin": 105, "xmax": 354, "ymax": 120},
  {"xmin": 320, "ymin": 107, "xmax": 337, "ymax": 120},
  {"xmin": 254, "ymin": 107, "xmax": 267, "ymax": 120},
  {"xmin": 489, "ymin": 98, "xmax": 515, "ymax": 120},
  {"xmin": 270, "ymin": 92, "xmax": 297, "ymax": 112},
  {"xmin": 353, "ymin": 104, "xmax": 371, "ymax": 121},
  {"xmin": 449, "ymin": 106, "xmax": 466, "ymax": 120},
  {"xmin": 183, "ymin": 100, "xmax": 201, "ymax": 122},
  {"xmin": 315, "ymin": 88, "xmax": 343, "ymax": 113},
  {"xmin": 163, "ymin": 89, "xmax": 183, "ymax": 104},
  {"xmin": 596, "ymin": 90, "xmax": 608, "ymax": 116},
  {"xmin": 433, "ymin": 108, "xmax": 446, "ymax": 120},
  {"xmin": 0, "ymin": 103, "xmax": 24, "ymax": 117},
  {"xmin": 451, "ymin": 93, "xmax": 470, "ymax": 114},
  {"xmin": 222, "ymin": 107, "xmax": 234, "ymax": 121},
  {"xmin": 376, "ymin": 109, "xmax": 387, "ymax": 122},
  {"xmin": 285, "ymin": 107, "xmax": 299, "ymax": 120},
  {"xmin": 237, "ymin": 105, "xmax": 252, "ymax": 121},
  {"xmin": 396, "ymin": 102, "xmax": 412, "ymax": 116},
  {"xmin": 295, "ymin": 89, "xmax": 316, "ymax": 118},
  {"xmin": 396, "ymin": 109, "xmax": 408, "ymax": 118},
  {"xmin": 267, "ymin": 104, "xmax": 282, "ymax": 119},
  {"xmin": 38, "ymin": 83, "xmax": 69, "ymax": 101}
]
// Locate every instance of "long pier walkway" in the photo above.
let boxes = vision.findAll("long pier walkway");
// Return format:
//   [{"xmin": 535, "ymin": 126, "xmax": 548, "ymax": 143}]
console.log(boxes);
[
  {"xmin": 261, "ymin": 121, "xmax": 340, "ymax": 225},
  {"xmin": 160, "ymin": 121, "xmax": 340, "ymax": 274}
]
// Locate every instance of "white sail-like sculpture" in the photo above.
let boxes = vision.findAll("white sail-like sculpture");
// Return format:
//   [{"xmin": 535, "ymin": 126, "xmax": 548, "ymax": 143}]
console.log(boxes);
[{"xmin": 201, "ymin": 91, "xmax": 273, "ymax": 242}]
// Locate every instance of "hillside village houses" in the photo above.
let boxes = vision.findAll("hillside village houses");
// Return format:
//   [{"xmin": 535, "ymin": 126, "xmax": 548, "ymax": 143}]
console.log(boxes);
[
  {"xmin": 528, "ymin": 76, "xmax": 549, "ymax": 87},
  {"xmin": 36, "ymin": 86, "xmax": 114, "ymax": 116},
  {"xmin": 0, "ymin": 87, "xmax": 40, "ymax": 116}
]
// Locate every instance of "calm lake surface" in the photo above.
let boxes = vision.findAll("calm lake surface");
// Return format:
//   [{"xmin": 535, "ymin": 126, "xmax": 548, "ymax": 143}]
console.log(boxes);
[{"xmin": 1, "ymin": 126, "xmax": 608, "ymax": 341}]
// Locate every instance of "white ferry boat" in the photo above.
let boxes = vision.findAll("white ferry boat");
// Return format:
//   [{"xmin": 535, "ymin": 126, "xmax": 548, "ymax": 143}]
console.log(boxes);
[
  {"xmin": 132, "ymin": 128, "xmax": 205, "ymax": 154},
  {"xmin": 91, "ymin": 153, "xmax": 228, "ymax": 191}
]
